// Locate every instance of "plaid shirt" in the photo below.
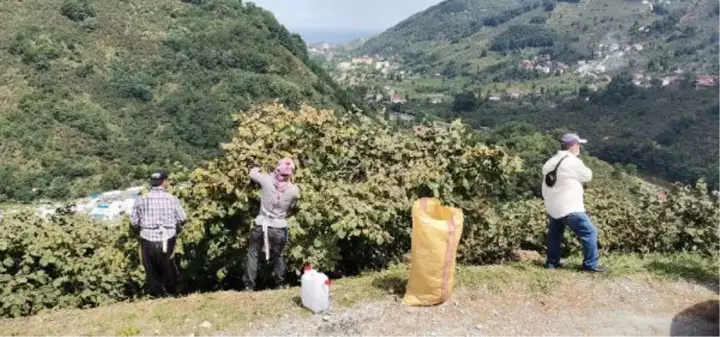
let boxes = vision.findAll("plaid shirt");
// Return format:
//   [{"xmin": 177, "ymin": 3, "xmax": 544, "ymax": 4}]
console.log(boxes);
[{"xmin": 130, "ymin": 187, "xmax": 187, "ymax": 242}]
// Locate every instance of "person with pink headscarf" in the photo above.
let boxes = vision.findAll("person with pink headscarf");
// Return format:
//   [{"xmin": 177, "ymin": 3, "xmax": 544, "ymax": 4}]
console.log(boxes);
[{"xmin": 243, "ymin": 158, "xmax": 300, "ymax": 291}]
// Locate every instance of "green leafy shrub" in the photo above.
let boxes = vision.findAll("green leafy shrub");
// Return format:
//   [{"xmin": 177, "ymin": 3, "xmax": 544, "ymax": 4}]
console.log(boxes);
[
  {"xmin": 0, "ymin": 212, "xmax": 142, "ymax": 317},
  {"xmin": 482, "ymin": 4, "xmax": 539, "ymax": 27},
  {"xmin": 490, "ymin": 25, "xmax": 557, "ymax": 51},
  {"xmin": 9, "ymin": 28, "xmax": 65, "ymax": 69},
  {"xmin": 60, "ymin": 0, "xmax": 96, "ymax": 22},
  {"xmin": 652, "ymin": 3, "xmax": 669, "ymax": 15},
  {"xmin": 460, "ymin": 182, "xmax": 720, "ymax": 264},
  {"xmin": 530, "ymin": 16, "xmax": 548, "ymax": 24},
  {"xmin": 595, "ymin": 181, "xmax": 720, "ymax": 256},
  {"xmin": 172, "ymin": 103, "xmax": 522, "ymax": 287},
  {"xmin": 452, "ymin": 91, "xmax": 481, "ymax": 112},
  {"xmin": 543, "ymin": 1, "xmax": 556, "ymax": 11}
]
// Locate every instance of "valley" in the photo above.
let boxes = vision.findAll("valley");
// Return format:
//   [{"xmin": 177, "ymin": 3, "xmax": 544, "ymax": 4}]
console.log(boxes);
[{"xmin": 314, "ymin": 0, "xmax": 719, "ymax": 190}]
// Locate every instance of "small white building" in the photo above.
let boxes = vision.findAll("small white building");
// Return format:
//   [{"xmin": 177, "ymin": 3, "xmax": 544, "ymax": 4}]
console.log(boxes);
[{"xmin": 126, "ymin": 186, "xmax": 143, "ymax": 195}]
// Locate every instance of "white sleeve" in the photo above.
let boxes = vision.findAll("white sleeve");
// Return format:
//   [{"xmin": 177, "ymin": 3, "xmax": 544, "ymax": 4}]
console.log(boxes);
[
  {"xmin": 249, "ymin": 168, "xmax": 271, "ymax": 187},
  {"xmin": 573, "ymin": 158, "xmax": 593, "ymax": 183}
]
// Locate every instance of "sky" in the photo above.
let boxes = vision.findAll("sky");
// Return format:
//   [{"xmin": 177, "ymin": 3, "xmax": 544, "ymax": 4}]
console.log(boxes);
[{"xmin": 250, "ymin": 0, "xmax": 444, "ymax": 41}]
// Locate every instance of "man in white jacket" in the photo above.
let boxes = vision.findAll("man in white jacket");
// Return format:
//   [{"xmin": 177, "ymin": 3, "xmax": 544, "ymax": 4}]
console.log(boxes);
[{"xmin": 541, "ymin": 133, "xmax": 605, "ymax": 273}]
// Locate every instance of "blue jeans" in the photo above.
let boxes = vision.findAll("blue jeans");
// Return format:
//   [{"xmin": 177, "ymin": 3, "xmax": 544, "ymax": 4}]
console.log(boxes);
[{"xmin": 545, "ymin": 212, "xmax": 599, "ymax": 270}]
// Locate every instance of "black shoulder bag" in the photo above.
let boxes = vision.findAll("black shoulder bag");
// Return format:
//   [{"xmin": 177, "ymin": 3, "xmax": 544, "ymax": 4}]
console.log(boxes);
[{"xmin": 544, "ymin": 156, "xmax": 569, "ymax": 188}]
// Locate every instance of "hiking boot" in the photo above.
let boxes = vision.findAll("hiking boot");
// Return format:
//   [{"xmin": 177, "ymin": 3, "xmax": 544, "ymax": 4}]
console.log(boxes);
[
  {"xmin": 543, "ymin": 262, "xmax": 564, "ymax": 269},
  {"xmin": 274, "ymin": 283, "xmax": 288, "ymax": 290},
  {"xmin": 581, "ymin": 266, "xmax": 607, "ymax": 273}
]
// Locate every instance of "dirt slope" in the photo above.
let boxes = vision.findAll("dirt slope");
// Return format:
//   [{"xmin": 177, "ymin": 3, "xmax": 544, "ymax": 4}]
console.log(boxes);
[
  {"xmin": 1, "ymin": 256, "xmax": 717, "ymax": 336},
  {"xmin": 249, "ymin": 277, "xmax": 718, "ymax": 336}
]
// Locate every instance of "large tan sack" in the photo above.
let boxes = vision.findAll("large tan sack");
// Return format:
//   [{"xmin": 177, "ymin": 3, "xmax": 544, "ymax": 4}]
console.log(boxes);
[{"xmin": 403, "ymin": 198, "xmax": 464, "ymax": 306}]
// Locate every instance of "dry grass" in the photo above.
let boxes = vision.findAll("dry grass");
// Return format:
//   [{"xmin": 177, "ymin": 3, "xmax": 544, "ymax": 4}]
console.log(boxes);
[{"xmin": 0, "ymin": 253, "xmax": 716, "ymax": 336}]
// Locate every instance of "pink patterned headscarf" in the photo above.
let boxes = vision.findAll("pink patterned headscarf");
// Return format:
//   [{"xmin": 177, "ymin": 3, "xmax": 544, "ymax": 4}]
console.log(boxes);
[{"xmin": 274, "ymin": 158, "xmax": 295, "ymax": 187}]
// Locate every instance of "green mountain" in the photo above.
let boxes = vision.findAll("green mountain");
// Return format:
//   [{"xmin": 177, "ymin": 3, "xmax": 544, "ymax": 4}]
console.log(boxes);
[
  {"xmin": 354, "ymin": 0, "xmax": 719, "ymax": 188},
  {"xmin": 360, "ymin": 0, "xmax": 718, "ymax": 78},
  {"xmin": 0, "ymin": 0, "xmax": 356, "ymax": 201}
]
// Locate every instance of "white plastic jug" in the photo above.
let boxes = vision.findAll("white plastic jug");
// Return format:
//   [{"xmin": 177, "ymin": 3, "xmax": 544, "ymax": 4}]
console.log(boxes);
[{"xmin": 300, "ymin": 265, "xmax": 330, "ymax": 313}]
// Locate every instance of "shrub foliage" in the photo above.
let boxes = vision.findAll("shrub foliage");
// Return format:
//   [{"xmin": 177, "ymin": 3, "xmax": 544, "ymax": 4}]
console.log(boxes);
[
  {"xmin": 60, "ymin": 0, "xmax": 96, "ymax": 22},
  {"xmin": 173, "ymin": 103, "xmax": 522, "ymax": 287},
  {"xmin": 490, "ymin": 25, "xmax": 557, "ymax": 51},
  {"xmin": 0, "ymin": 212, "xmax": 143, "ymax": 318}
]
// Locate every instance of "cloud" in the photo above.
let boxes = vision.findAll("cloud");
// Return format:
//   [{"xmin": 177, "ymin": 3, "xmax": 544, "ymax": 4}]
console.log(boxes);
[{"xmin": 249, "ymin": 0, "xmax": 443, "ymax": 30}]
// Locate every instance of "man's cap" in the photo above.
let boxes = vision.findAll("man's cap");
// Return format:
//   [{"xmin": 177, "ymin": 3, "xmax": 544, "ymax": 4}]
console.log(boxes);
[
  {"xmin": 149, "ymin": 169, "xmax": 169, "ymax": 186},
  {"xmin": 561, "ymin": 133, "xmax": 588, "ymax": 146}
]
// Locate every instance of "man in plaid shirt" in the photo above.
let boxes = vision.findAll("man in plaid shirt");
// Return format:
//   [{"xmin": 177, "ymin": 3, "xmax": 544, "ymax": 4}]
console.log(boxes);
[{"xmin": 130, "ymin": 169, "xmax": 187, "ymax": 297}]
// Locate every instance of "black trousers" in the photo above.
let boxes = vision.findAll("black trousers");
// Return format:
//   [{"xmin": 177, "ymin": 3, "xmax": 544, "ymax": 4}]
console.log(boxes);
[
  {"xmin": 243, "ymin": 226, "xmax": 287, "ymax": 289},
  {"xmin": 140, "ymin": 237, "xmax": 178, "ymax": 297}
]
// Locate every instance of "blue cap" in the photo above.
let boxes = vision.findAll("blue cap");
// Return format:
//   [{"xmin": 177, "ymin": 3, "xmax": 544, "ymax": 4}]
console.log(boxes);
[{"xmin": 561, "ymin": 133, "xmax": 588, "ymax": 145}]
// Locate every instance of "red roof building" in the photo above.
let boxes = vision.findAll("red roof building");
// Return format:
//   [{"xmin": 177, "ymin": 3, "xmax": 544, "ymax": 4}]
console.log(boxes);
[{"xmin": 696, "ymin": 74, "xmax": 718, "ymax": 87}]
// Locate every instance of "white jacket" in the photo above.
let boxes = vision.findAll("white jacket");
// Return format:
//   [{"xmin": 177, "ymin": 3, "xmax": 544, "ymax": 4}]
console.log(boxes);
[{"xmin": 541, "ymin": 151, "xmax": 593, "ymax": 219}]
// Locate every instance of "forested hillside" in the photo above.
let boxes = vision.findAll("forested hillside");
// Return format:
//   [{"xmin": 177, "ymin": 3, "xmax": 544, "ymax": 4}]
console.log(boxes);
[
  {"xmin": 0, "ymin": 0, "xmax": 357, "ymax": 202},
  {"xmin": 434, "ymin": 77, "xmax": 719, "ymax": 189},
  {"xmin": 360, "ymin": 0, "xmax": 718, "ymax": 77},
  {"xmin": 351, "ymin": 0, "xmax": 719, "ymax": 188}
]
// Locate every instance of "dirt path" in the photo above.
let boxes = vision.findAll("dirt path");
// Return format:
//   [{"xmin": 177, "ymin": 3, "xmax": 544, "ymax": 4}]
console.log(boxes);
[
  {"xmin": 249, "ymin": 278, "xmax": 719, "ymax": 336},
  {"xmin": 1, "ymin": 260, "xmax": 717, "ymax": 336}
]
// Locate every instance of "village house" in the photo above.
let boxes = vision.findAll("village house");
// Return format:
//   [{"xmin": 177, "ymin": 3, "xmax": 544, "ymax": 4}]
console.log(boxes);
[
  {"xmin": 520, "ymin": 60, "xmax": 535, "ymax": 70},
  {"xmin": 348, "ymin": 76, "xmax": 362, "ymax": 86},
  {"xmin": 557, "ymin": 62, "xmax": 569, "ymax": 71},
  {"xmin": 375, "ymin": 61, "xmax": 390, "ymax": 70},
  {"xmin": 696, "ymin": 74, "xmax": 718, "ymax": 87},
  {"xmin": 632, "ymin": 73, "xmax": 644, "ymax": 86},
  {"xmin": 661, "ymin": 75, "xmax": 683, "ymax": 86},
  {"xmin": 337, "ymin": 62, "xmax": 352, "ymax": 71},
  {"xmin": 519, "ymin": 56, "xmax": 568, "ymax": 75},
  {"xmin": 536, "ymin": 64, "xmax": 551, "ymax": 74},
  {"xmin": 508, "ymin": 91, "xmax": 522, "ymax": 99},
  {"xmin": 351, "ymin": 56, "xmax": 374, "ymax": 65}
]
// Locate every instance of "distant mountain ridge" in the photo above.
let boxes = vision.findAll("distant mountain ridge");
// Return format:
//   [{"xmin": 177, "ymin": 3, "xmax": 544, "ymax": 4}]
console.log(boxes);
[
  {"xmin": 359, "ymin": 0, "xmax": 718, "ymax": 78},
  {"xmin": 295, "ymin": 28, "xmax": 379, "ymax": 44}
]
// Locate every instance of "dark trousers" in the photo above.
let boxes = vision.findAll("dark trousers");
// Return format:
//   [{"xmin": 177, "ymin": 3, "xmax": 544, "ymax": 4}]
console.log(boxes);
[
  {"xmin": 546, "ymin": 212, "xmax": 599, "ymax": 270},
  {"xmin": 243, "ymin": 226, "xmax": 287, "ymax": 289},
  {"xmin": 140, "ymin": 237, "xmax": 178, "ymax": 297}
]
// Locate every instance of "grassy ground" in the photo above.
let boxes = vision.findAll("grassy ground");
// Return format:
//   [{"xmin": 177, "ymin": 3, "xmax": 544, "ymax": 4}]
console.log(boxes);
[{"xmin": 0, "ymin": 253, "xmax": 717, "ymax": 336}]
